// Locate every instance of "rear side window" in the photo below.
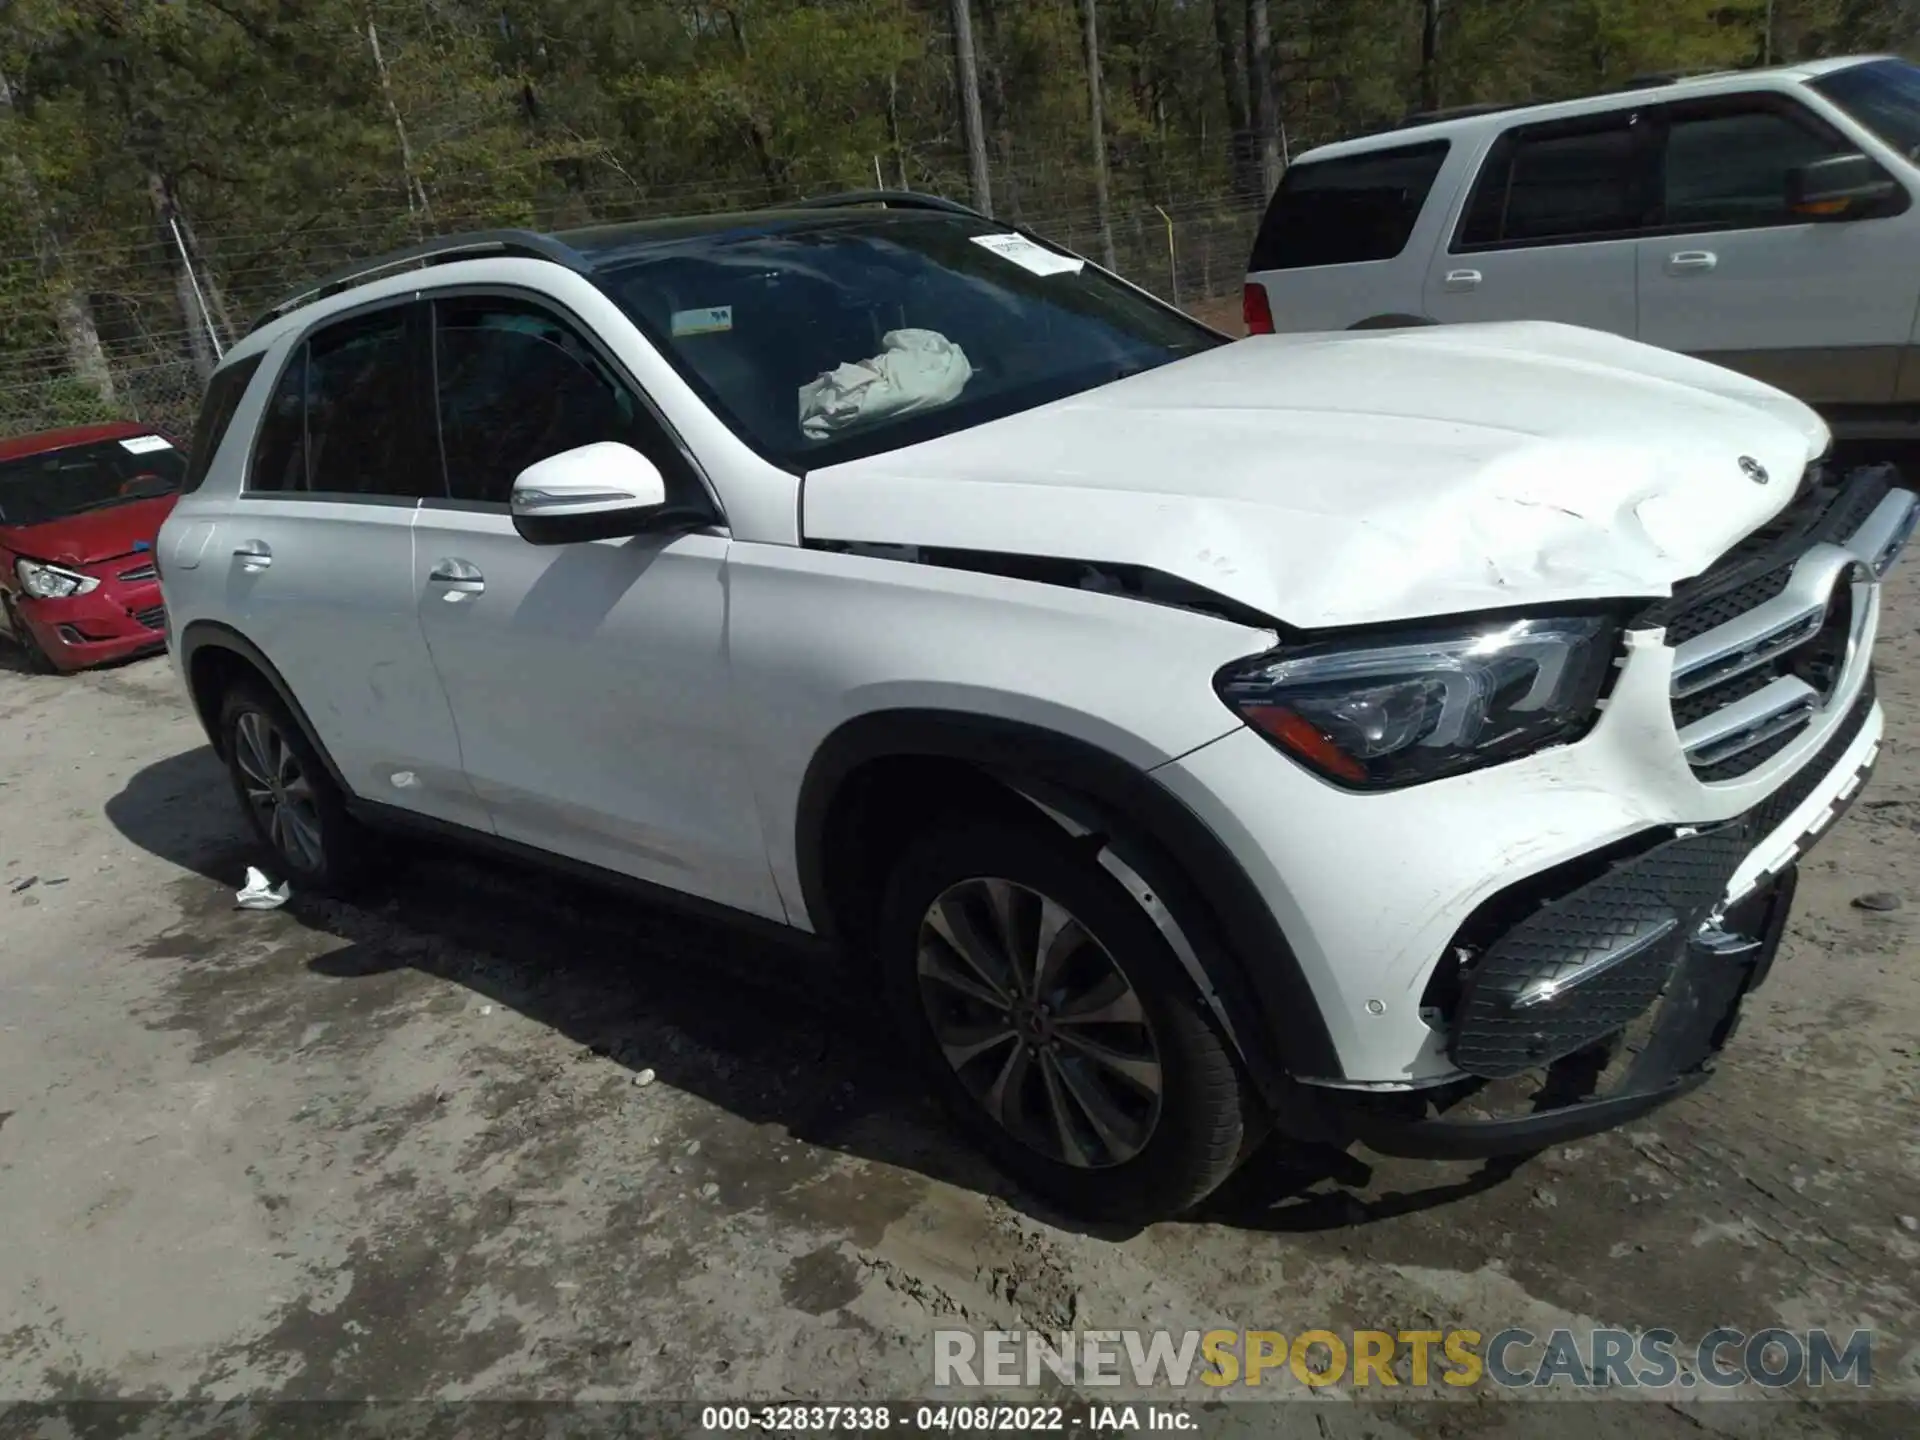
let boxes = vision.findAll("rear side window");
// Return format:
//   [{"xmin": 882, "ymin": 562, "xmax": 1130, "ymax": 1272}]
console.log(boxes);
[
  {"xmin": 246, "ymin": 303, "xmax": 443, "ymax": 500},
  {"xmin": 181, "ymin": 354, "xmax": 262, "ymax": 494},
  {"xmin": 1249, "ymin": 140, "xmax": 1449, "ymax": 271},
  {"xmin": 1457, "ymin": 111, "xmax": 1652, "ymax": 248},
  {"xmin": 431, "ymin": 296, "xmax": 692, "ymax": 507}
]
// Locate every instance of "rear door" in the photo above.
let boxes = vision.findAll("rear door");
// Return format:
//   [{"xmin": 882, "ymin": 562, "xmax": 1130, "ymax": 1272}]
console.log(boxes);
[
  {"xmin": 1424, "ymin": 106, "xmax": 1655, "ymax": 334},
  {"xmin": 227, "ymin": 301, "xmax": 484, "ymax": 829},
  {"xmin": 1636, "ymin": 91, "xmax": 1916, "ymax": 406},
  {"xmin": 1246, "ymin": 139, "xmax": 1452, "ymax": 330}
]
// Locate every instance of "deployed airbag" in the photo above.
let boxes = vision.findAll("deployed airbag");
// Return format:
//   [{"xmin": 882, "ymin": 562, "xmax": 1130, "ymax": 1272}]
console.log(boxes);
[{"xmin": 799, "ymin": 329, "xmax": 972, "ymax": 439}]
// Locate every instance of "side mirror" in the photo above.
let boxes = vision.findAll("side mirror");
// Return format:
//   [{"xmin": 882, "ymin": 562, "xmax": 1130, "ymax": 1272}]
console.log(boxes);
[
  {"xmin": 509, "ymin": 442, "xmax": 684, "ymax": 546},
  {"xmin": 1786, "ymin": 153, "xmax": 1902, "ymax": 221}
]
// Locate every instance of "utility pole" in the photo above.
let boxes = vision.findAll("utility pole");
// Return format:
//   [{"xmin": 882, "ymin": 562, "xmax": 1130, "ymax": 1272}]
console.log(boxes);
[
  {"xmin": 1421, "ymin": 0, "xmax": 1443, "ymax": 111},
  {"xmin": 1248, "ymin": 0, "xmax": 1281, "ymax": 195},
  {"xmin": 950, "ymin": 0, "xmax": 994, "ymax": 216},
  {"xmin": 1081, "ymin": 0, "xmax": 1117, "ymax": 270}
]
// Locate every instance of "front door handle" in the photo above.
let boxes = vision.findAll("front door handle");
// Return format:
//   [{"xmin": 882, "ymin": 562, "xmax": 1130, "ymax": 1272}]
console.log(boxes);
[
  {"xmin": 1668, "ymin": 250, "xmax": 1718, "ymax": 273},
  {"xmin": 1443, "ymin": 268, "xmax": 1483, "ymax": 291},
  {"xmin": 427, "ymin": 557, "xmax": 486, "ymax": 600},
  {"xmin": 232, "ymin": 540, "xmax": 272, "ymax": 573}
]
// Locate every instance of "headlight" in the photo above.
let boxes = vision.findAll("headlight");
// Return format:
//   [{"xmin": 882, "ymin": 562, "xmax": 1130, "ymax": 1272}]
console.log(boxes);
[
  {"xmin": 15, "ymin": 558, "xmax": 100, "ymax": 600},
  {"xmin": 1215, "ymin": 615, "xmax": 1617, "ymax": 788}
]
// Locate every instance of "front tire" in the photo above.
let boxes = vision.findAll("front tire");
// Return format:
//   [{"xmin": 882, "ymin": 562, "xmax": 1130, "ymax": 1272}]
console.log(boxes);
[
  {"xmin": 218, "ymin": 682, "xmax": 370, "ymax": 894},
  {"xmin": 879, "ymin": 819, "xmax": 1261, "ymax": 1223},
  {"xmin": 3, "ymin": 596, "xmax": 57, "ymax": 674}
]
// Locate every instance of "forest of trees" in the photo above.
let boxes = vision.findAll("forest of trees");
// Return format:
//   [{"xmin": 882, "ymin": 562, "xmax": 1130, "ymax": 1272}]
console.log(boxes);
[{"xmin": 1, "ymin": 0, "xmax": 1915, "ymax": 434}]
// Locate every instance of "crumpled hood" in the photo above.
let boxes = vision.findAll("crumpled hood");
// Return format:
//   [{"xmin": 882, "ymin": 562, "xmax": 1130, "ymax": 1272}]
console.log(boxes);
[
  {"xmin": 801, "ymin": 320, "xmax": 1829, "ymax": 628},
  {"xmin": 0, "ymin": 495, "xmax": 176, "ymax": 569}
]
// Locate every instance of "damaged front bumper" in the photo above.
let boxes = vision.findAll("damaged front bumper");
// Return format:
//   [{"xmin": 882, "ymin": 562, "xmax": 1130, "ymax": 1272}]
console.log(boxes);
[{"xmin": 1332, "ymin": 679, "xmax": 1881, "ymax": 1159}]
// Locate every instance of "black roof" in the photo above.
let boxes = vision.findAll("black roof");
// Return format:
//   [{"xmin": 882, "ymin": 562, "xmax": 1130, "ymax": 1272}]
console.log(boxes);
[{"xmin": 247, "ymin": 191, "xmax": 991, "ymax": 336}]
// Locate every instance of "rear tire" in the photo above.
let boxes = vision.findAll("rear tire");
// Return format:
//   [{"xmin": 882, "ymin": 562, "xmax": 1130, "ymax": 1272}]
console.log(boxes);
[
  {"xmin": 879, "ymin": 818, "xmax": 1261, "ymax": 1223},
  {"xmin": 218, "ymin": 681, "xmax": 371, "ymax": 895}
]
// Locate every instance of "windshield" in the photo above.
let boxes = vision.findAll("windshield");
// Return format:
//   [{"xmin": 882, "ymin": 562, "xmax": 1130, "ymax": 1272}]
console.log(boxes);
[
  {"xmin": 594, "ymin": 214, "xmax": 1223, "ymax": 470},
  {"xmin": 0, "ymin": 436, "xmax": 183, "ymax": 527},
  {"xmin": 1812, "ymin": 58, "xmax": 1920, "ymax": 162}
]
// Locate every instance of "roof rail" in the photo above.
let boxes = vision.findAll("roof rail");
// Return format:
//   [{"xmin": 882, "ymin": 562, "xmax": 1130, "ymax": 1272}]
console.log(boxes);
[
  {"xmin": 247, "ymin": 229, "xmax": 588, "ymax": 337},
  {"xmin": 785, "ymin": 190, "xmax": 989, "ymax": 222},
  {"xmin": 1396, "ymin": 100, "xmax": 1521, "ymax": 130}
]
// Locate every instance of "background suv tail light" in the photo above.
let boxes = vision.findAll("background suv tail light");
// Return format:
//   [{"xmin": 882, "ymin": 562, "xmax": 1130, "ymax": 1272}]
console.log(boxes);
[{"xmin": 1242, "ymin": 283, "xmax": 1275, "ymax": 335}]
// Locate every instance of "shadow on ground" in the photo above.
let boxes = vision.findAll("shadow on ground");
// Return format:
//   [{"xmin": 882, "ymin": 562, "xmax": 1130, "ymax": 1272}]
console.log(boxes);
[{"xmin": 105, "ymin": 743, "xmax": 1531, "ymax": 1237}]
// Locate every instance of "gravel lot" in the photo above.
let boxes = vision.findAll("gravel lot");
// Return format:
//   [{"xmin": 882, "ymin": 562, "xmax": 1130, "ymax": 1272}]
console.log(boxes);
[{"xmin": 0, "ymin": 555, "xmax": 1916, "ymax": 1437}]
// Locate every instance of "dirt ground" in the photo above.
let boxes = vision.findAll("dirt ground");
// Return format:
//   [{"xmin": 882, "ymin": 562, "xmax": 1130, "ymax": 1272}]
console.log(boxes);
[{"xmin": 0, "ymin": 553, "xmax": 1916, "ymax": 1437}]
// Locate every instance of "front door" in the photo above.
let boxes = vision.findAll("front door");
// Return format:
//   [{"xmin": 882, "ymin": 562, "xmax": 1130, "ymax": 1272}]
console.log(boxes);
[
  {"xmin": 1636, "ymin": 93, "xmax": 1918, "ymax": 407},
  {"xmin": 412, "ymin": 292, "xmax": 783, "ymax": 920},
  {"xmin": 228, "ymin": 302, "xmax": 484, "ymax": 830}
]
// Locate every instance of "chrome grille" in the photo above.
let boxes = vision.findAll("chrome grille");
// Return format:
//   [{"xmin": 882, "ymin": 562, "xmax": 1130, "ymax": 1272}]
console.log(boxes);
[
  {"xmin": 133, "ymin": 604, "xmax": 166, "ymax": 631},
  {"xmin": 119, "ymin": 562, "xmax": 158, "ymax": 582},
  {"xmin": 1648, "ymin": 465, "xmax": 1912, "ymax": 782}
]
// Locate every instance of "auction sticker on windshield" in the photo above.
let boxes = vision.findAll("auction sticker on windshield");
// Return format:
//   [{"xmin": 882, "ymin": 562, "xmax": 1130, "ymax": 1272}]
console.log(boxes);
[
  {"xmin": 970, "ymin": 233, "xmax": 1085, "ymax": 276},
  {"xmin": 119, "ymin": 435, "xmax": 174, "ymax": 454}
]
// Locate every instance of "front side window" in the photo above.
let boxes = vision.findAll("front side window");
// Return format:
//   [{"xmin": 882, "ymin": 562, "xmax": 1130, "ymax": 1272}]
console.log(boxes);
[
  {"xmin": 1458, "ymin": 111, "xmax": 1651, "ymax": 248},
  {"xmin": 1812, "ymin": 58, "xmax": 1920, "ymax": 162},
  {"xmin": 591, "ymin": 213, "xmax": 1221, "ymax": 471},
  {"xmin": 246, "ymin": 303, "xmax": 441, "ymax": 499},
  {"xmin": 1249, "ymin": 140, "xmax": 1451, "ymax": 271},
  {"xmin": 431, "ymin": 297, "xmax": 685, "ymax": 506},
  {"xmin": 1660, "ymin": 101, "xmax": 1846, "ymax": 229},
  {"xmin": 0, "ymin": 436, "xmax": 185, "ymax": 527}
]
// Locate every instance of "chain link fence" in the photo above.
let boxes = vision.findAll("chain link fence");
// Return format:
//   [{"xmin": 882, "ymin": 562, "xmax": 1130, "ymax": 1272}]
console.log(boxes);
[{"xmin": 0, "ymin": 185, "xmax": 1268, "ymax": 446}]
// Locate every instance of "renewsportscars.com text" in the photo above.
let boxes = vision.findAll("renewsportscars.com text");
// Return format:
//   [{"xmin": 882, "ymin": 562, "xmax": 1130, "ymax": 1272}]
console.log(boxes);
[{"xmin": 933, "ymin": 1327, "xmax": 1875, "ymax": 1391}]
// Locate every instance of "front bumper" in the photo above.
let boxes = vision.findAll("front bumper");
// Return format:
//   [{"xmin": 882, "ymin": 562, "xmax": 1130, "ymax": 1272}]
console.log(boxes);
[
  {"xmin": 1151, "ymin": 465, "xmax": 1903, "ymax": 1108},
  {"xmin": 1333, "ymin": 681, "xmax": 1877, "ymax": 1158},
  {"xmin": 13, "ymin": 577, "xmax": 167, "ymax": 671}
]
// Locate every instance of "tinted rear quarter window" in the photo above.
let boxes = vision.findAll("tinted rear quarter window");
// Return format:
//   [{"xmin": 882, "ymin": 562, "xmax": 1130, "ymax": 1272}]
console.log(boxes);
[
  {"xmin": 1249, "ymin": 140, "xmax": 1449, "ymax": 271},
  {"xmin": 1458, "ymin": 112, "xmax": 1651, "ymax": 247},
  {"xmin": 181, "ymin": 354, "xmax": 263, "ymax": 494}
]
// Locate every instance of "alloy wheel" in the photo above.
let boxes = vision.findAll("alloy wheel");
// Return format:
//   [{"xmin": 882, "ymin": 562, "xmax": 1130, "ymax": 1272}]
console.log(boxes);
[
  {"xmin": 233, "ymin": 709, "xmax": 324, "ymax": 872},
  {"xmin": 915, "ymin": 876, "xmax": 1163, "ymax": 1169}
]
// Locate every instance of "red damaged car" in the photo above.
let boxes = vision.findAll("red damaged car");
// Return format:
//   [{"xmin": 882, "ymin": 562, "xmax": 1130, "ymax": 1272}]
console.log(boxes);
[{"xmin": 0, "ymin": 422, "xmax": 183, "ymax": 673}]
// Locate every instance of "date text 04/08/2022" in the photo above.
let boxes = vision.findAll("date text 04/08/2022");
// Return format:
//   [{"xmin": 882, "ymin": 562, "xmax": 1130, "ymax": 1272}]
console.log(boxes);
[{"xmin": 698, "ymin": 1404, "xmax": 1198, "ymax": 1432}]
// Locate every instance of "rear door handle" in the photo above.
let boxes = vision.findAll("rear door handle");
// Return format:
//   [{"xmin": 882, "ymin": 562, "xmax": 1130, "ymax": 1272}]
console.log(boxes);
[
  {"xmin": 232, "ymin": 540, "xmax": 272, "ymax": 572},
  {"xmin": 427, "ymin": 557, "xmax": 486, "ymax": 599},
  {"xmin": 1668, "ymin": 250, "xmax": 1718, "ymax": 273},
  {"xmin": 1443, "ymin": 268, "xmax": 1482, "ymax": 291}
]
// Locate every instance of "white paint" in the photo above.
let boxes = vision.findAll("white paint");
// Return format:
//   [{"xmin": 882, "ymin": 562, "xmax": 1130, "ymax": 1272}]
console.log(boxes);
[{"xmin": 804, "ymin": 319, "xmax": 1826, "ymax": 627}]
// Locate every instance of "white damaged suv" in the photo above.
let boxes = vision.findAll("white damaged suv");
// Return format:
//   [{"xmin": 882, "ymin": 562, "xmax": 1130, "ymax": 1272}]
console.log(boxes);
[{"xmin": 157, "ymin": 194, "xmax": 1917, "ymax": 1221}]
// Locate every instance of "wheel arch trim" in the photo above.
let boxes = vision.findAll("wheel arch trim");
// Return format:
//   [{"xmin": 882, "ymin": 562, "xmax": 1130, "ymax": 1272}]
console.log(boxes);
[
  {"xmin": 177, "ymin": 620, "xmax": 352, "ymax": 795},
  {"xmin": 793, "ymin": 708, "xmax": 1346, "ymax": 1087}
]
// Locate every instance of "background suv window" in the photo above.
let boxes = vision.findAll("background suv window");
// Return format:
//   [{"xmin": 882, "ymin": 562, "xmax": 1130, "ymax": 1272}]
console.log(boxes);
[
  {"xmin": 1248, "ymin": 140, "xmax": 1450, "ymax": 271},
  {"xmin": 431, "ymin": 297, "xmax": 688, "ymax": 507},
  {"xmin": 180, "ymin": 353, "xmax": 262, "ymax": 494},
  {"xmin": 246, "ymin": 303, "xmax": 441, "ymax": 499},
  {"xmin": 1660, "ymin": 102, "xmax": 1845, "ymax": 229},
  {"xmin": 1458, "ymin": 112, "xmax": 1650, "ymax": 247}
]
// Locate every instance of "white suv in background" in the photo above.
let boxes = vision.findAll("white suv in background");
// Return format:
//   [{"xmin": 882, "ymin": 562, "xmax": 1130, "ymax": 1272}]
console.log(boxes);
[
  {"xmin": 1244, "ymin": 55, "xmax": 1920, "ymax": 444},
  {"xmin": 158, "ymin": 194, "xmax": 1915, "ymax": 1222}
]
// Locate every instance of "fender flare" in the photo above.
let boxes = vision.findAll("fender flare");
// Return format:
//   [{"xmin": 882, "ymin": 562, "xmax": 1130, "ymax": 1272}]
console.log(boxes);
[
  {"xmin": 177, "ymin": 619, "xmax": 351, "ymax": 794},
  {"xmin": 794, "ymin": 709, "xmax": 1346, "ymax": 1086}
]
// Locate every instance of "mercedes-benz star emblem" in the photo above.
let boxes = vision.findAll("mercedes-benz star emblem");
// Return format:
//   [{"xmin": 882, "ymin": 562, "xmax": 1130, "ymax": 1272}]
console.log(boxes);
[{"xmin": 1739, "ymin": 455, "xmax": 1770, "ymax": 485}]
